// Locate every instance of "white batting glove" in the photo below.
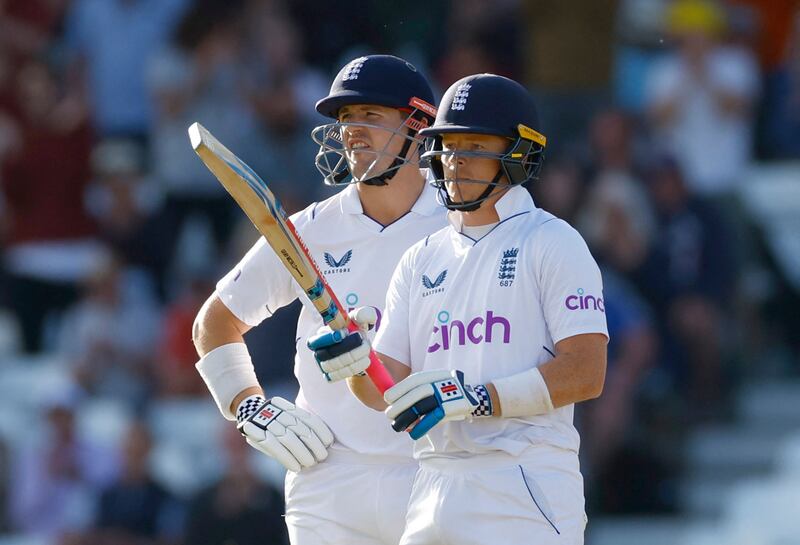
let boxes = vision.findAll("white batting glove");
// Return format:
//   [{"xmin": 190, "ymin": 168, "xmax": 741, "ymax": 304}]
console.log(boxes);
[
  {"xmin": 306, "ymin": 307, "xmax": 377, "ymax": 382},
  {"xmin": 384, "ymin": 370, "xmax": 492, "ymax": 440},
  {"xmin": 237, "ymin": 395, "xmax": 334, "ymax": 472}
]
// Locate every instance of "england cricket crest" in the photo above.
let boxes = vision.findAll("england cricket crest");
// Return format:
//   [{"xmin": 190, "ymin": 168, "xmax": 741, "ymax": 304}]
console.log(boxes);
[{"xmin": 498, "ymin": 247, "xmax": 518, "ymax": 287}]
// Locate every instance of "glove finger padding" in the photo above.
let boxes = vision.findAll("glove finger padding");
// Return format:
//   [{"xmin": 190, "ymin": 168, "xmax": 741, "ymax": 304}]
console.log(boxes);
[
  {"xmin": 238, "ymin": 396, "xmax": 334, "ymax": 471},
  {"xmin": 308, "ymin": 321, "xmax": 372, "ymax": 382},
  {"xmin": 272, "ymin": 397, "xmax": 334, "ymax": 447},
  {"xmin": 390, "ymin": 396, "xmax": 440, "ymax": 432},
  {"xmin": 384, "ymin": 370, "xmax": 452, "ymax": 404},
  {"xmin": 319, "ymin": 342, "xmax": 371, "ymax": 373},
  {"xmin": 271, "ymin": 414, "xmax": 317, "ymax": 468},
  {"xmin": 385, "ymin": 383, "xmax": 438, "ymax": 420},
  {"xmin": 245, "ymin": 434, "xmax": 302, "ymax": 472}
]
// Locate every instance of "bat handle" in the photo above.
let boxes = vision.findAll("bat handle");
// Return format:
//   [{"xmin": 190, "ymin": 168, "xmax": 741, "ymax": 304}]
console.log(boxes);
[
  {"xmin": 365, "ymin": 351, "xmax": 395, "ymax": 394},
  {"xmin": 345, "ymin": 320, "xmax": 395, "ymax": 393}
]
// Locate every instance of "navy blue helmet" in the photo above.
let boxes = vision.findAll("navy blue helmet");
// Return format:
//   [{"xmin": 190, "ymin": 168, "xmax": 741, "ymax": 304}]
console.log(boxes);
[
  {"xmin": 312, "ymin": 55, "xmax": 437, "ymax": 186},
  {"xmin": 420, "ymin": 73, "xmax": 546, "ymax": 211}
]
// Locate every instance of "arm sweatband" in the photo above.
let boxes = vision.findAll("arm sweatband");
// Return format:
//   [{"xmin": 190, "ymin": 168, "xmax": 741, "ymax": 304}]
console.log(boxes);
[
  {"xmin": 196, "ymin": 343, "xmax": 260, "ymax": 421},
  {"xmin": 492, "ymin": 367, "xmax": 554, "ymax": 418}
]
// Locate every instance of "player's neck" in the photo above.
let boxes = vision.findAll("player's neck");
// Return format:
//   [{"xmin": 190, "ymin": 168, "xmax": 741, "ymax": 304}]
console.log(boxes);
[
  {"xmin": 357, "ymin": 166, "xmax": 425, "ymax": 226},
  {"xmin": 459, "ymin": 205, "xmax": 500, "ymax": 226}
]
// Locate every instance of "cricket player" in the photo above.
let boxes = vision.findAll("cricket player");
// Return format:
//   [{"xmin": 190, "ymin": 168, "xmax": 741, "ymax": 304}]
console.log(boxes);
[
  {"xmin": 309, "ymin": 74, "xmax": 608, "ymax": 544},
  {"xmin": 192, "ymin": 55, "xmax": 446, "ymax": 545}
]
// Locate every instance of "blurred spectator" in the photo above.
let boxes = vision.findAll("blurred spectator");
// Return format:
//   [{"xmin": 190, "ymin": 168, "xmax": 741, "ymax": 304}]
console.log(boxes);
[
  {"xmin": 579, "ymin": 110, "xmax": 656, "ymax": 273},
  {"xmin": 741, "ymin": 2, "xmax": 800, "ymax": 159},
  {"xmin": 531, "ymin": 159, "xmax": 586, "ymax": 225},
  {"xmin": 184, "ymin": 426, "xmax": 287, "ymax": 545},
  {"xmin": 0, "ymin": 0, "xmax": 71, "ymax": 62},
  {"xmin": 637, "ymin": 156, "xmax": 737, "ymax": 413},
  {"xmin": 243, "ymin": 10, "xmax": 330, "ymax": 205},
  {"xmin": 147, "ymin": 0, "xmax": 256, "ymax": 276},
  {"xmin": 0, "ymin": 437, "xmax": 10, "ymax": 533},
  {"xmin": 63, "ymin": 0, "xmax": 190, "ymax": 141},
  {"xmin": 645, "ymin": 0, "xmax": 760, "ymax": 196},
  {"xmin": 523, "ymin": 0, "xmax": 619, "ymax": 153},
  {"xmin": 156, "ymin": 273, "xmax": 215, "ymax": 397},
  {"xmin": 581, "ymin": 268, "xmax": 660, "ymax": 513},
  {"xmin": 613, "ymin": 0, "xmax": 672, "ymax": 112},
  {"xmin": 78, "ymin": 421, "xmax": 183, "ymax": 545},
  {"xmin": 578, "ymin": 172, "xmax": 655, "ymax": 276},
  {"xmin": 0, "ymin": 59, "xmax": 103, "ymax": 353},
  {"xmin": 58, "ymin": 255, "xmax": 162, "ymax": 408},
  {"xmin": 584, "ymin": 109, "xmax": 651, "ymax": 182},
  {"xmin": 432, "ymin": 0, "xmax": 520, "ymax": 88},
  {"xmin": 86, "ymin": 139, "xmax": 171, "ymax": 298},
  {"xmin": 9, "ymin": 392, "xmax": 118, "ymax": 539}
]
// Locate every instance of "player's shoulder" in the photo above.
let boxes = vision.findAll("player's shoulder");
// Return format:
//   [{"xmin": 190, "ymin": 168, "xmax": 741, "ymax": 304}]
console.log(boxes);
[
  {"xmin": 289, "ymin": 190, "xmax": 343, "ymax": 230},
  {"xmin": 525, "ymin": 209, "xmax": 590, "ymax": 254},
  {"xmin": 399, "ymin": 224, "xmax": 451, "ymax": 266}
]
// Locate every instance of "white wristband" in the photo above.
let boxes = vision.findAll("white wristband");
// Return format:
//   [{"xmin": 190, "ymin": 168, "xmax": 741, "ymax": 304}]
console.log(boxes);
[
  {"xmin": 492, "ymin": 367, "xmax": 554, "ymax": 418},
  {"xmin": 196, "ymin": 343, "xmax": 260, "ymax": 421}
]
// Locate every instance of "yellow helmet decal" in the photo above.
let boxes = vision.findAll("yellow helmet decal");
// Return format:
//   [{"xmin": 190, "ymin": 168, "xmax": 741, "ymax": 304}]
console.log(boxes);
[{"xmin": 517, "ymin": 124, "xmax": 547, "ymax": 147}]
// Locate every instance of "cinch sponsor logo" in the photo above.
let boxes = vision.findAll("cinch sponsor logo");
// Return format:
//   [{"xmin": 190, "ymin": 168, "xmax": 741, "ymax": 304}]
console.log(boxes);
[
  {"xmin": 565, "ymin": 288, "xmax": 605, "ymax": 313},
  {"xmin": 344, "ymin": 293, "xmax": 383, "ymax": 331},
  {"xmin": 323, "ymin": 250, "xmax": 352, "ymax": 275},
  {"xmin": 427, "ymin": 310, "xmax": 511, "ymax": 353}
]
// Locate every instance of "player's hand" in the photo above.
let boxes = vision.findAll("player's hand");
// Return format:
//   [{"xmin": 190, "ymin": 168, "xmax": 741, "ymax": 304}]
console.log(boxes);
[
  {"xmin": 306, "ymin": 307, "xmax": 377, "ymax": 382},
  {"xmin": 384, "ymin": 370, "xmax": 484, "ymax": 440},
  {"xmin": 237, "ymin": 395, "xmax": 334, "ymax": 472}
]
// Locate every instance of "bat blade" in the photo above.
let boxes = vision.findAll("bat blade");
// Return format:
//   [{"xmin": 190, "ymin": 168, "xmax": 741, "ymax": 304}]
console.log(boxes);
[{"xmin": 188, "ymin": 122, "xmax": 394, "ymax": 393}]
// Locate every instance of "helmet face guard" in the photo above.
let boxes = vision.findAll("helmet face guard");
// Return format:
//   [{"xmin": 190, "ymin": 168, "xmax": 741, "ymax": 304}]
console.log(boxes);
[
  {"xmin": 421, "ymin": 123, "xmax": 546, "ymax": 211},
  {"xmin": 311, "ymin": 100, "xmax": 433, "ymax": 186}
]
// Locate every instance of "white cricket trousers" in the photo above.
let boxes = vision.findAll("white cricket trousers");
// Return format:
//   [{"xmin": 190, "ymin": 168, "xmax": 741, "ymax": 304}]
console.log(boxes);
[
  {"xmin": 285, "ymin": 448, "xmax": 417, "ymax": 545},
  {"xmin": 400, "ymin": 447, "xmax": 587, "ymax": 545}
]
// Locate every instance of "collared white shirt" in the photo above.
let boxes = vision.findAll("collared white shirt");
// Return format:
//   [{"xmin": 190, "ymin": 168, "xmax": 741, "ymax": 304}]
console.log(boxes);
[
  {"xmin": 217, "ymin": 178, "xmax": 447, "ymax": 457},
  {"xmin": 374, "ymin": 185, "xmax": 609, "ymax": 459}
]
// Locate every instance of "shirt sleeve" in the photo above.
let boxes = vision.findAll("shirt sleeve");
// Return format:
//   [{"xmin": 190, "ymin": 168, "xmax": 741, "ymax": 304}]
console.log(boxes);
[
  {"xmin": 535, "ymin": 219, "xmax": 609, "ymax": 344},
  {"xmin": 373, "ymin": 246, "xmax": 414, "ymax": 366},
  {"xmin": 215, "ymin": 237, "xmax": 300, "ymax": 327}
]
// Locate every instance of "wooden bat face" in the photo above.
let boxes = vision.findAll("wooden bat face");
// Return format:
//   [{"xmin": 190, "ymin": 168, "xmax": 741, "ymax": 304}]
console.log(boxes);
[{"xmin": 188, "ymin": 122, "xmax": 394, "ymax": 392}]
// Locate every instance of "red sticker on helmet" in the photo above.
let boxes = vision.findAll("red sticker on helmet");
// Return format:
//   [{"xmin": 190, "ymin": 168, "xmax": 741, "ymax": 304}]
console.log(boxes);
[{"xmin": 409, "ymin": 97, "xmax": 438, "ymax": 118}]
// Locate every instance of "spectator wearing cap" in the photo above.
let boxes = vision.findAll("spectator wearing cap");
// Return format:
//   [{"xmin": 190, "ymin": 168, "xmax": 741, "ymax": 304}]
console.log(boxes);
[{"xmin": 645, "ymin": 0, "xmax": 760, "ymax": 196}]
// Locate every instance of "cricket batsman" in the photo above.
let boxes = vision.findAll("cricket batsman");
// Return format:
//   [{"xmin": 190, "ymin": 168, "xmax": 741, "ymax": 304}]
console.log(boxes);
[
  {"xmin": 309, "ymin": 74, "xmax": 608, "ymax": 544},
  {"xmin": 192, "ymin": 55, "xmax": 446, "ymax": 544}
]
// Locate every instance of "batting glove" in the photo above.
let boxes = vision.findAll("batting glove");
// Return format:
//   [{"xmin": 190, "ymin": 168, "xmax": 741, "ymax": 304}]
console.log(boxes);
[
  {"xmin": 306, "ymin": 307, "xmax": 377, "ymax": 382},
  {"xmin": 237, "ymin": 395, "xmax": 334, "ymax": 472},
  {"xmin": 384, "ymin": 370, "xmax": 493, "ymax": 440}
]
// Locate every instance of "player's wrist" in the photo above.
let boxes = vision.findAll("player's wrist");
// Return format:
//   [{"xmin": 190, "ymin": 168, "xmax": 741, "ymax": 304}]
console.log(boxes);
[
  {"xmin": 470, "ymin": 384, "xmax": 494, "ymax": 418},
  {"xmin": 236, "ymin": 393, "xmax": 267, "ymax": 424},
  {"xmin": 492, "ymin": 367, "xmax": 553, "ymax": 418},
  {"xmin": 196, "ymin": 342, "xmax": 260, "ymax": 421}
]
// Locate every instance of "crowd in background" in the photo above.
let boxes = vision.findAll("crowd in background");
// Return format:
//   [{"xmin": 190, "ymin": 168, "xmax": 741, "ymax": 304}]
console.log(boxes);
[{"xmin": 0, "ymin": 0, "xmax": 799, "ymax": 543}]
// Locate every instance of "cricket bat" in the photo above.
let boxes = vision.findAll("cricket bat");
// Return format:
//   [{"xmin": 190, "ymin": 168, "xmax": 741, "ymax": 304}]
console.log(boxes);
[{"xmin": 188, "ymin": 122, "xmax": 395, "ymax": 393}]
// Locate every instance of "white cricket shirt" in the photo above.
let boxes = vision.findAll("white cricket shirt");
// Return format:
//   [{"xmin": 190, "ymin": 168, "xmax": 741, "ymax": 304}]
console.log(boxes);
[
  {"xmin": 217, "ymin": 179, "xmax": 447, "ymax": 457},
  {"xmin": 374, "ymin": 185, "xmax": 609, "ymax": 459}
]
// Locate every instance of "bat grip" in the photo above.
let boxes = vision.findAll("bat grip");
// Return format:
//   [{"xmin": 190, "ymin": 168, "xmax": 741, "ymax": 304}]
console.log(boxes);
[{"xmin": 345, "ymin": 320, "xmax": 395, "ymax": 393}]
